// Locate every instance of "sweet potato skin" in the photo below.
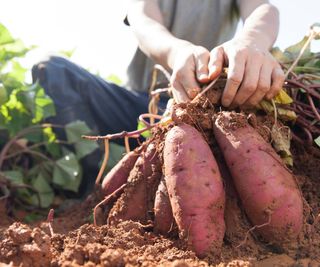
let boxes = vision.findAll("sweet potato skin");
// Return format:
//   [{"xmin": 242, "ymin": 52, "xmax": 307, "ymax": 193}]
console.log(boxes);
[
  {"xmin": 213, "ymin": 112, "xmax": 303, "ymax": 243},
  {"xmin": 101, "ymin": 150, "xmax": 139, "ymax": 196},
  {"xmin": 108, "ymin": 143, "xmax": 161, "ymax": 225},
  {"xmin": 154, "ymin": 178, "xmax": 174, "ymax": 235},
  {"xmin": 164, "ymin": 123, "xmax": 225, "ymax": 258}
]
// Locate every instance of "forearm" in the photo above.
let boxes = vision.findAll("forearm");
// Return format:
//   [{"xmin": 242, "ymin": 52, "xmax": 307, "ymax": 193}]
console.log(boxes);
[
  {"xmin": 238, "ymin": 3, "xmax": 279, "ymax": 51},
  {"xmin": 127, "ymin": 0, "xmax": 188, "ymax": 70}
]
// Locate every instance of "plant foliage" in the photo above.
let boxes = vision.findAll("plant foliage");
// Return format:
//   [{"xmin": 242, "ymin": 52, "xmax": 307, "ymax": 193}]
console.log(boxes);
[{"xmin": 0, "ymin": 24, "xmax": 98, "ymax": 210}]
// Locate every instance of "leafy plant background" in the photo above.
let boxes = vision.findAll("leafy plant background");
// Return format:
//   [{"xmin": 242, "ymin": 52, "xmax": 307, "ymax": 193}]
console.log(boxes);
[{"xmin": 0, "ymin": 23, "xmax": 103, "ymax": 218}]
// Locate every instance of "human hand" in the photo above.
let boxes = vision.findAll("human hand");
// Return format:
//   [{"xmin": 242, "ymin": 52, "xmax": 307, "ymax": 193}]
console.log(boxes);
[
  {"xmin": 169, "ymin": 41, "xmax": 211, "ymax": 103},
  {"xmin": 209, "ymin": 38, "xmax": 285, "ymax": 107}
]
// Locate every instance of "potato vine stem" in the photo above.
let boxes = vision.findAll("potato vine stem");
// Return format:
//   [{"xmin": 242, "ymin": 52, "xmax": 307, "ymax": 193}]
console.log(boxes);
[{"xmin": 95, "ymin": 139, "xmax": 109, "ymax": 185}]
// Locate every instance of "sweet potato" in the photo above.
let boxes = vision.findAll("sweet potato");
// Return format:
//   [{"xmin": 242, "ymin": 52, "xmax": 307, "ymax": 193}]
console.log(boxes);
[
  {"xmin": 101, "ymin": 150, "xmax": 139, "ymax": 196},
  {"xmin": 213, "ymin": 111, "xmax": 303, "ymax": 244},
  {"xmin": 154, "ymin": 178, "xmax": 174, "ymax": 235},
  {"xmin": 163, "ymin": 123, "xmax": 225, "ymax": 258},
  {"xmin": 108, "ymin": 143, "xmax": 161, "ymax": 225}
]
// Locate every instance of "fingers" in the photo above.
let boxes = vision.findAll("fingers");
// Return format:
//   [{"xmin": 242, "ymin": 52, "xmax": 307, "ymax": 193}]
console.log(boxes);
[
  {"xmin": 208, "ymin": 47, "xmax": 224, "ymax": 79},
  {"xmin": 245, "ymin": 63, "xmax": 272, "ymax": 106},
  {"xmin": 221, "ymin": 44, "xmax": 284, "ymax": 107},
  {"xmin": 171, "ymin": 45, "xmax": 210, "ymax": 101},
  {"xmin": 221, "ymin": 50, "xmax": 246, "ymax": 107},
  {"xmin": 232, "ymin": 51, "xmax": 263, "ymax": 106},
  {"xmin": 171, "ymin": 79, "xmax": 190, "ymax": 103},
  {"xmin": 195, "ymin": 48, "xmax": 210, "ymax": 83},
  {"xmin": 174, "ymin": 69, "xmax": 200, "ymax": 99},
  {"xmin": 265, "ymin": 67, "xmax": 285, "ymax": 99}
]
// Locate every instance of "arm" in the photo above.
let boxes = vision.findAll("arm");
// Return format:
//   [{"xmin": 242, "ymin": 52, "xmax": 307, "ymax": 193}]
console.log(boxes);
[
  {"xmin": 127, "ymin": 0, "xmax": 211, "ymax": 102},
  {"xmin": 210, "ymin": 1, "xmax": 285, "ymax": 107}
]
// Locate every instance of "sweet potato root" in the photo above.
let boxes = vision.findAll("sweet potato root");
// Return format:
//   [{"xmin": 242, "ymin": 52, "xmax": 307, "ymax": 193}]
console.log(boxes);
[
  {"xmin": 213, "ymin": 111, "xmax": 303, "ymax": 244},
  {"xmin": 163, "ymin": 123, "xmax": 225, "ymax": 258},
  {"xmin": 154, "ymin": 178, "xmax": 174, "ymax": 235},
  {"xmin": 101, "ymin": 150, "xmax": 139, "ymax": 196},
  {"xmin": 108, "ymin": 142, "xmax": 161, "ymax": 225}
]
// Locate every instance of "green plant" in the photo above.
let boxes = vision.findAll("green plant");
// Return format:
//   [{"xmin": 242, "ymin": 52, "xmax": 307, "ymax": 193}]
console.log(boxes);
[
  {"xmin": 0, "ymin": 23, "xmax": 98, "ymax": 211},
  {"xmin": 271, "ymin": 23, "xmax": 320, "ymax": 148}
]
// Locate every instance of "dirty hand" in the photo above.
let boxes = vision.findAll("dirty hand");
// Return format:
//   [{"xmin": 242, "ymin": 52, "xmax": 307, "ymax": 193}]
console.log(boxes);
[
  {"xmin": 209, "ymin": 37, "xmax": 285, "ymax": 107},
  {"xmin": 169, "ymin": 41, "xmax": 211, "ymax": 103}
]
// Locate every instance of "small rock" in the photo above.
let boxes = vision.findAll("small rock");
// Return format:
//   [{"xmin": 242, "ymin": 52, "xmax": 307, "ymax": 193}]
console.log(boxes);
[{"xmin": 7, "ymin": 223, "xmax": 32, "ymax": 244}]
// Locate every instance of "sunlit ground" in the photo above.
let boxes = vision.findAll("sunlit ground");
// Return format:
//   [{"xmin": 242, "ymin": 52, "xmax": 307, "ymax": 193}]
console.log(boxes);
[{"xmin": 0, "ymin": 0, "xmax": 319, "ymax": 83}]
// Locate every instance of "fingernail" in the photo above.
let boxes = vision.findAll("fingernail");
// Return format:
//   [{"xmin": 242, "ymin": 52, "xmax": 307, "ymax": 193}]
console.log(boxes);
[
  {"xmin": 198, "ymin": 73, "xmax": 208, "ymax": 81},
  {"xmin": 209, "ymin": 66, "xmax": 218, "ymax": 79}
]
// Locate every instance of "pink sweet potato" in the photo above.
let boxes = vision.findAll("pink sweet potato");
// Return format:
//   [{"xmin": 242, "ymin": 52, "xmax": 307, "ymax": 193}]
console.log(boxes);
[
  {"xmin": 163, "ymin": 123, "xmax": 225, "ymax": 258},
  {"xmin": 154, "ymin": 178, "xmax": 174, "ymax": 235},
  {"xmin": 102, "ymin": 150, "xmax": 139, "ymax": 196},
  {"xmin": 108, "ymin": 142, "xmax": 161, "ymax": 225},
  {"xmin": 213, "ymin": 112, "xmax": 303, "ymax": 244}
]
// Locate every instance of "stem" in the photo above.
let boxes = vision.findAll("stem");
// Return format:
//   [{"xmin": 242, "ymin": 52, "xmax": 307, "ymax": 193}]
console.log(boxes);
[
  {"xmin": 95, "ymin": 139, "xmax": 109, "ymax": 185},
  {"xmin": 287, "ymin": 79, "xmax": 320, "ymax": 100},
  {"xmin": 236, "ymin": 213, "xmax": 272, "ymax": 248},
  {"xmin": 191, "ymin": 75, "xmax": 220, "ymax": 103},
  {"xmin": 47, "ymin": 209, "xmax": 55, "ymax": 237},
  {"xmin": 296, "ymin": 117, "xmax": 320, "ymax": 134},
  {"xmin": 0, "ymin": 124, "xmax": 63, "ymax": 170},
  {"xmin": 154, "ymin": 64, "xmax": 171, "ymax": 83},
  {"xmin": 124, "ymin": 137, "xmax": 130, "ymax": 153},
  {"xmin": 307, "ymin": 94, "xmax": 320, "ymax": 121},
  {"xmin": 93, "ymin": 183, "xmax": 127, "ymax": 226},
  {"xmin": 138, "ymin": 113, "xmax": 162, "ymax": 127},
  {"xmin": 302, "ymin": 127, "xmax": 314, "ymax": 144},
  {"xmin": 285, "ymin": 32, "xmax": 315, "ymax": 79},
  {"xmin": 82, "ymin": 123, "xmax": 156, "ymax": 141},
  {"xmin": 150, "ymin": 88, "xmax": 170, "ymax": 96}
]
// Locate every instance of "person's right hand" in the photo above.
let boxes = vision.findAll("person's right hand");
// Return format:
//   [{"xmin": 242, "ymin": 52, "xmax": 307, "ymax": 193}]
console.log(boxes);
[{"xmin": 169, "ymin": 41, "xmax": 212, "ymax": 103}]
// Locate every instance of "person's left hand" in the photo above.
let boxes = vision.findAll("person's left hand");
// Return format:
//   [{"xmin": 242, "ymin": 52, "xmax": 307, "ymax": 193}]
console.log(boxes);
[{"xmin": 208, "ymin": 37, "xmax": 285, "ymax": 108}]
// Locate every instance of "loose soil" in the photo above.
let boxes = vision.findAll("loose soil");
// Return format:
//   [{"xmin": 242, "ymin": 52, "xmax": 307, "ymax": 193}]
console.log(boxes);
[{"xmin": 1, "ymin": 143, "xmax": 319, "ymax": 267}]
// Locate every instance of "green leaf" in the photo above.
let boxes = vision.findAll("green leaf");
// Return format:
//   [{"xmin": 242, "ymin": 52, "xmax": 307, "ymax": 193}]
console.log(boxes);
[
  {"xmin": 3, "ymin": 170, "xmax": 24, "ymax": 184},
  {"xmin": 53, "ymin": 153, "xmax": 81, "ymax": 192},
  {"xmin": 303, "ymin": 58, "xmax": 320, "ymax": 73},
  {"xmin": 42, "ymin": 126, "xmax": 61, "ymax": 157},
  {"xmin": 33, "ymin": 87, "xmax": 55, "ymax": 121},
  {"xmin": 23, "ymin": 213, "xmax": 44, "ymax": 223},
  {"xmin": 137, "ymin": 120, "xmax": 151, "ymax": 138},
  {"xmin": 0, "ymin": 83, "xmax": 8, "ymax": 105},
  {"xmin": 59, "ymin": 48, "xmax": 76, "ymax": 58},
  {"xmin": 0, "ymin": 39, "xmax": 29, "ymax": 63},
  {"xmin": 271, "ymin": 47, "xmax": 290, "ymax": 63},
  {"xmin": 65, "ymin": 120, "xmax": 91, "ymax": 142},
  {"xmin": 311, "ymin": 23, "xmax": 320, "ymax": 40},
  {"xmin": 315, "ymin": 136, "xmax": 320, "ymax": 147},
  {"xmin": 74, "ymin": 139, "xmax": 99, "ymax": 159},
  {"xmin": 31, "ymin": 173, "xmax": 54, "ymax": 208},
  {"xmin": 284, "ymin": 36, "xmax": 311, "ymax": 62},
  {"xmin": 0, "ymin": 23, "xmax": 14, "ymax": 45},
  {"xmin": 8, "ymin": 61, "xmax": 27, "ymax": 82},
  {"xmin": 43, "ymin": 126, "xmax": 56, "ymax": 143},
  {"xmin": 106, "ymin": 74, "xmax": 122, "ymax": 86}
]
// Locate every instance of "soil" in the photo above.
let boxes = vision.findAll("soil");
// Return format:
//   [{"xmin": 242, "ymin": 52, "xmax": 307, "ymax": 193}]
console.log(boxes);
[{"xmin": 1, "ymin": 100, "xmax": 320, "ymax": 266}]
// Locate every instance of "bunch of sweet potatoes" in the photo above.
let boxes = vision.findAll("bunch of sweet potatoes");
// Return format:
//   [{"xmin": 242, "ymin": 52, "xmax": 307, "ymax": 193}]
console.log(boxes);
[{"xmin": 100, "ymin": 111, "xmax": 303, "ymax": 258}]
